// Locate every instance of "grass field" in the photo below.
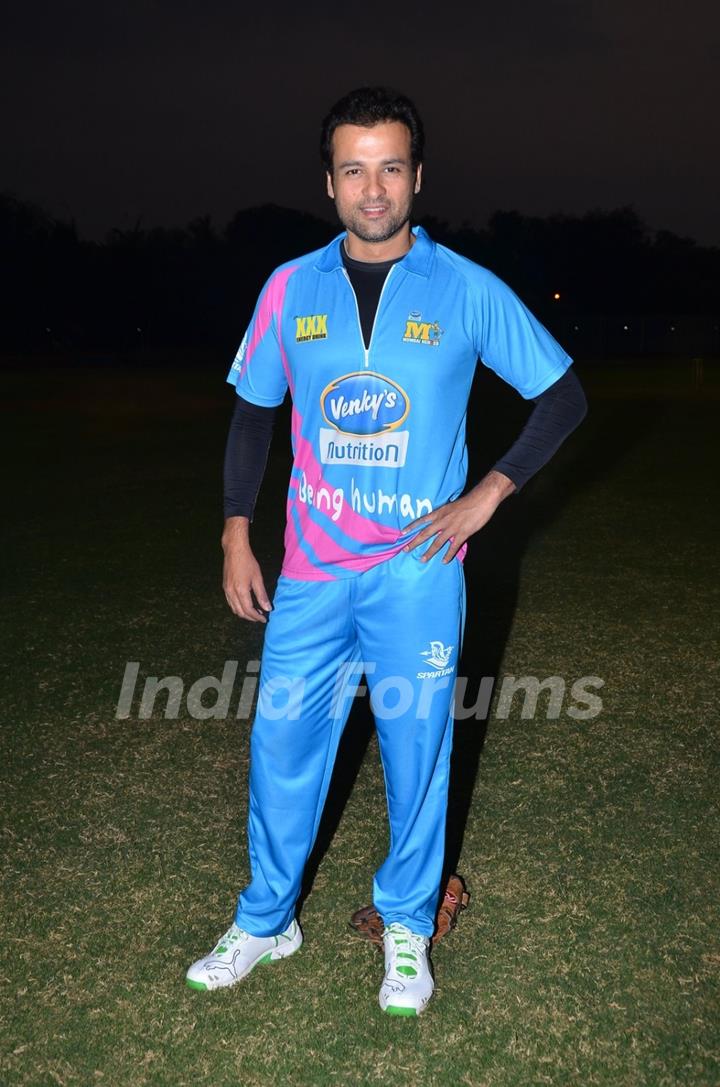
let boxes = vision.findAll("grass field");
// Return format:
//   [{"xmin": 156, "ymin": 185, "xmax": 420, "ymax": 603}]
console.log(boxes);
[{"xmin": 1, "ymin": 357, "xmax": 719, "ymax": 1086}]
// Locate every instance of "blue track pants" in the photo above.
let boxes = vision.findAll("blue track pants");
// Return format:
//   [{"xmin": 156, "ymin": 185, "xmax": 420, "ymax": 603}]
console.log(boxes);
[{"xmin": 235, "ymin": 547, "xmax": 466, "ymax": 938}]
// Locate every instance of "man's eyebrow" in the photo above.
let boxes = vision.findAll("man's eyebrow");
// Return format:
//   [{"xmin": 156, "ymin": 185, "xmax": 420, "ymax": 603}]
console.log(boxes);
[{"xmin": 336, "ymin": 157, "xmax": 410, "ymax": 169}]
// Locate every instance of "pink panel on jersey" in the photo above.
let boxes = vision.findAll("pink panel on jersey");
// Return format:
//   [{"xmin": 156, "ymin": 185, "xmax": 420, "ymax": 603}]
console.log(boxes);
[
  {"xmin": 239, "ymin": 265, "xmax": 298, "ymax": 395},
  {"xmin": 280, "ymin": 404, "xmax": 412, "ymax": 578},
  {"xmin": 281, "ymin": 509, "xmax": 337, "ymax": 581},
  {"xmin": 291, "ymin": 414, "xmax": 401, "ymax": 547}
]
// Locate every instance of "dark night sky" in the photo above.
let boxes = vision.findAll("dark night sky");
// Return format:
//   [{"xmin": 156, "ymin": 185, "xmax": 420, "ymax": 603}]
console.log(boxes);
[{"xmin": 3, "ymin": 1, "xmax": 719, "ymax": 244}]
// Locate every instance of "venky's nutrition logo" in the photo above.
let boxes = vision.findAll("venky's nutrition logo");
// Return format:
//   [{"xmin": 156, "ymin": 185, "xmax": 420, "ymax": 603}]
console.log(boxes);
[
  {"xmin": 319, "ymin": 371, "xmax": 410, "ymax": 467},
  {"xmin": 295, "ymin": 314, "xmax": 328, "ymax": 342},
  {"xmin": 321, "ymin": 372, "xmax": 409, "ymax": 434},
  {"xmin": 403, "ymin": 311, "xmax": 443, "ymax": 346},
  {"xmin": 418, "ymin": 641, "xmax": 455, "ymax": 679}
]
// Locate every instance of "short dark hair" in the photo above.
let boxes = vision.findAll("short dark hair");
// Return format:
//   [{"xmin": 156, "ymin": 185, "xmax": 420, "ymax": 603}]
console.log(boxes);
[{"xmin": 320, "ymin": 86, "xmax": 424, "ymax": 173}]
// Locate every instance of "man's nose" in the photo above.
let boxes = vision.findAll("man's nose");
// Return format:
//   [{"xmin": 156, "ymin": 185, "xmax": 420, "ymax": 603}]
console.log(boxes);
[{"xmin": 363, "ymin": 172, "xmax": 387, "ymax": 198}]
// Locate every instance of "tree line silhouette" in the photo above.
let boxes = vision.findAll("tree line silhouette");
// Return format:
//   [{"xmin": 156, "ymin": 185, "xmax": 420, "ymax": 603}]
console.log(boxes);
[{"xmin": 1, "ymin": 193, "xmax": 718, "ymax": 357}]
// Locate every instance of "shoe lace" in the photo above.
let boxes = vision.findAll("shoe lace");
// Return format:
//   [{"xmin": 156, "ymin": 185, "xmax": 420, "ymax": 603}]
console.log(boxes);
[
  {"xmin": 385, "ymin": 923, "xmax": 426, "ymax": 979},
  {"xmin": 214, "ymin": 924, "xmax": 247, "ymax": 955}
]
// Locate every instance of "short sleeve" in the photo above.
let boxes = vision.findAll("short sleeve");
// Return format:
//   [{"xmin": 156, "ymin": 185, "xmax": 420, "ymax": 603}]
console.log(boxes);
[
  {"xmin": 226, "ymin": 271, "xmax": 291, "ymax": 407},
  {"xmin": 472, "ymin": 268, "xmax": 572, "ymax": 400}
]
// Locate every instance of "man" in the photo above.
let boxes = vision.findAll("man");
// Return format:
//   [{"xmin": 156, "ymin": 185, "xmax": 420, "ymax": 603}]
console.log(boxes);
[{"xmin": 186, "ymin": 87, "xmax": 586, "ymax": 1015}]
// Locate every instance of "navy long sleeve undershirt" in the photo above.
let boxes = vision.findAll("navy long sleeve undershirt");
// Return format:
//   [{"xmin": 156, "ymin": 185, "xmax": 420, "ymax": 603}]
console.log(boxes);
[
  {"xmin": 493, "ymin": 367, "xmax": 587, "ymax": 490},
  {"xmin": 223, "ymin": 250, "xmax": 587, "ymax": 518},
  {"xmin": 223, "ymin": 397, "xmax": 277, "ymax": 519}
]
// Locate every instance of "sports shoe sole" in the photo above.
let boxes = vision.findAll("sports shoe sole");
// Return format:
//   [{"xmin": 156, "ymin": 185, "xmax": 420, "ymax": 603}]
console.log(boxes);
[{"xmin": 384, "ymin": 1005, "xmax": 419, "ymax": 1017}]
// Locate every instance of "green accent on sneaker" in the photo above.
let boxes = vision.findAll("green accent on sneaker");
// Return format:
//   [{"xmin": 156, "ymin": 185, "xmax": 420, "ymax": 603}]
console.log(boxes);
[
  {"xmin": 258, "ymin": 952, "xmax": 274, "ymax": 964},
  {"xmin": 385, "ymin": 1005, "xmax": 417, "ymax": 1017},
  {"xmin": 186, "ymin": 979, "xmax": 208, "ymax": 991},
  {"xmin": 397, "ymin": 965, "xmax": 418, "ymax": 977}
]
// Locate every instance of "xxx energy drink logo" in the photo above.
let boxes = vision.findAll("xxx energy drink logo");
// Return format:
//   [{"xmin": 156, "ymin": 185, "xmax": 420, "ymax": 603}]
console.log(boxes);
[{"xmin": 319, "ymin": 372, "xmax": 411, "ymax": 467}]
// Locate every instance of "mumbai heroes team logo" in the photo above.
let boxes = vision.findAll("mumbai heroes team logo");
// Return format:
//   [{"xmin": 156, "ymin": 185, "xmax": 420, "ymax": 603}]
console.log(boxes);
[
  {"xmin": 403, "ymin": 311, "xmax": 443, "ymax": 346},
  {"xmin": 295, "ymin": 314, "xmax": 328, "ymax": 342}
]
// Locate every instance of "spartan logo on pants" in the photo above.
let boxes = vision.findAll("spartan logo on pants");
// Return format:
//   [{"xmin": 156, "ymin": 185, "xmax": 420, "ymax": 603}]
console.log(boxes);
[{"xmin": 417, "ymin": 641, "xmax": 455, "ymax": 679}]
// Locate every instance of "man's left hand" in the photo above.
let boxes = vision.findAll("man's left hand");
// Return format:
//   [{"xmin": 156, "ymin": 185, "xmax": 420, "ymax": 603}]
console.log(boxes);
[{"xmin": 401, "ymin": 470, "xmax": 516, "ymax": 563}]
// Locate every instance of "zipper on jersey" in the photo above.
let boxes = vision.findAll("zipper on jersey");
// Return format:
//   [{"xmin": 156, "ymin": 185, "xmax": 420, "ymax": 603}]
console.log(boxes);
[{"xmin": 342, "ymin": 265, "xmax": 395, "ymax": 370}]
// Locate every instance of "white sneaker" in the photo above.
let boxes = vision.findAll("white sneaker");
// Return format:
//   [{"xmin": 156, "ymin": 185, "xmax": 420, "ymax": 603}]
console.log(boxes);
[
  {"xmin": 185, "ymin": 919, "xmax": 302, "ymax": 991},
  {"xmin": 379, "ymin": 922, "xmax": 434, "ymax": 1016}
]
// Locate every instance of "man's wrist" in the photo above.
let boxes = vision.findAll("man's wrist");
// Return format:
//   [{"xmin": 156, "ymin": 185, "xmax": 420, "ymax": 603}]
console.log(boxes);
[
  {"xmin": 473, "ymin": 470, "xmax": 516, "ymax": 502},
  {"xmin": 221, "ymin": 516, "xmax": 251, "ymax": 551}
]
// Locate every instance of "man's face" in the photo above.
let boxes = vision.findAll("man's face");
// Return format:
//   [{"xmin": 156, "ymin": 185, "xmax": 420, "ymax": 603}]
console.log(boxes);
[{"xmin": 326, "ymin": 121, "xmax": 422, "ymax": 247}]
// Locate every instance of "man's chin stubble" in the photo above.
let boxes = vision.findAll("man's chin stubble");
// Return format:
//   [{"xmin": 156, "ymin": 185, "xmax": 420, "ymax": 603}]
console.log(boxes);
[{"xmin": 343, "ymin": 211, "xmax": 411, "ymax": 245}]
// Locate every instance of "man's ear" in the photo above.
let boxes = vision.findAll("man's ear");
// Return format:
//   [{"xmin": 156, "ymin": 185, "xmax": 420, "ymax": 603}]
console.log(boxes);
[
  {"xmin": 326, "ymin": 172, "xmax": 335, "ymax": 199},
  {"xmin": 414, "ymin": 163, "xmax": 423, "ymax": 195}
]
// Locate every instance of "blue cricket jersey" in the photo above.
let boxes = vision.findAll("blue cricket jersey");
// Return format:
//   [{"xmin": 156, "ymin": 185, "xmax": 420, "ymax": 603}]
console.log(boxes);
[{"xmin": 227, "ymin": 225, "xmax": 572, "ymax": 580}]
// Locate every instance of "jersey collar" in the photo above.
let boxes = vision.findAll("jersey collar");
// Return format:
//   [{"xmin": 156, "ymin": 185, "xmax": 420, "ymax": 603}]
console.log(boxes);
[{"xmin": 314, "ymin": 225, "xmax": 435, "ymax": 278}]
